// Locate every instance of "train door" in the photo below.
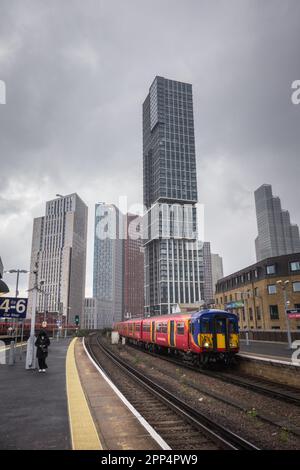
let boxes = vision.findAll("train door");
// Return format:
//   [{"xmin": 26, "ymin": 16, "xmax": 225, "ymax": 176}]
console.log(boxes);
[
  {"xmin": 170, "ymin": 320, "xmax": 175, "ymax": 347},
  {"xmin": 151, "ymin": 321, "xmax": 155, "ymax": 343},
  {"xmin": 213, "ymin": 316, "xmax": 229, "ymax": 350},
  {"xmin": 187, "ymin": 320, "xmax": 191, "ymax": 349}
]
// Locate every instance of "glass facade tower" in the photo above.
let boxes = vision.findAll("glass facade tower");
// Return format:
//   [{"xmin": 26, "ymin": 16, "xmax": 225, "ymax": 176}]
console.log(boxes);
[
  {"xmin": 143, "ymin": 76, "xmax": 203, "ymax": 316},
  {"xmin": 93, "ymin": 203, "xmax": 123, "ymax": 328}
]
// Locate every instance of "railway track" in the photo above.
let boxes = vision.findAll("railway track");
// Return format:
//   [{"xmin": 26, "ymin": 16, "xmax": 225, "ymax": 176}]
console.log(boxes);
[
  {"xmin": 126, "ymin": 342, "xmax": 300, "ymax": 406},
  {"xmin": 86, "ymin": 333, "xmax": 260, "ymax": 451},
  {"xmin": 117, "ymin": 341, "xmax": 300, "ymax": 438}
]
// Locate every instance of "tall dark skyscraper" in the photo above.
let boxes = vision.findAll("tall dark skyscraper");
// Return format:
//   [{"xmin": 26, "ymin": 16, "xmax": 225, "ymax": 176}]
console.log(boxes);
[{"xmin": 143, "ymin": 76, "xmax": 202, "ymax": 316}]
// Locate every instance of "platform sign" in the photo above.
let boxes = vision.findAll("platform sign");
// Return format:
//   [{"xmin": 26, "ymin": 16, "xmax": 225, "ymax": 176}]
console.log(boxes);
[
  {"xmin": 287, "ymin": 309, "xmax": 300, "ymax": 319},
  {"xmin": 226, "ymin": 301, "xmax": 244, "ymax": 309},
  {"xmin": 0, "ymin": 297, "xmax": 28, "ymax": 319}
]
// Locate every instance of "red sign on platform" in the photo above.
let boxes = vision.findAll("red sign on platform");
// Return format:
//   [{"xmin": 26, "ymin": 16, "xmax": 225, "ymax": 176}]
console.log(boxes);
[{"xmin": 287, "ymin": 309, "xmax": 300, "ymax": 319}]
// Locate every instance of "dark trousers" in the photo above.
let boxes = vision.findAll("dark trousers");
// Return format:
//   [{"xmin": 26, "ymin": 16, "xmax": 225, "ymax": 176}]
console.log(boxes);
[{"xmin": 38, "ymin": 355, "xmax": 48, "ymax": 369}]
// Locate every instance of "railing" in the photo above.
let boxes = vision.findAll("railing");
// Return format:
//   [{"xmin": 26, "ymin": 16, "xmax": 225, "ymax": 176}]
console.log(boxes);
[{"xmin": 239, "ymin": 329, "xmax": 300, "ymax": 342}]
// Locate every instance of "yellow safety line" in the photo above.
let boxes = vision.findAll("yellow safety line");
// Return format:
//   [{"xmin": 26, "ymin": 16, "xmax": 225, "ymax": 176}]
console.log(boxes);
[{"xmin": 66, "ymin": 338, "xmax": 102, "ymax": 450}]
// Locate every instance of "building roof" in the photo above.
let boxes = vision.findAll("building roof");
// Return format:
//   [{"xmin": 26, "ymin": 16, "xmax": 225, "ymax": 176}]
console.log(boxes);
[{"xmin": 216, "ymin": 252, "xmax": 300, "ymax": 293}]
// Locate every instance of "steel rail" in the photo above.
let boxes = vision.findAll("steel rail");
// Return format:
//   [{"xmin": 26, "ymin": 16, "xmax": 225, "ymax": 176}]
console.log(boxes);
[{"xmin": 88, "ymin": 335, "xmax": 260, "ymax": 451}]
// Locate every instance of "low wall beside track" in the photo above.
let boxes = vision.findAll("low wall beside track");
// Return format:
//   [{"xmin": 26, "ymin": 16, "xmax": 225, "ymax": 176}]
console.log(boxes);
[{"xmin": 236, "ymin": 355, "xmax": 300, "ymax": 390}]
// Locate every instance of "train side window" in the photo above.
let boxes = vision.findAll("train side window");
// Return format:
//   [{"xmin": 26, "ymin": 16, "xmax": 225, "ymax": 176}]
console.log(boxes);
[
  {"xmin": 176, "ymin": 322, "xmax": 185, "ymax": 335},
  {"xmin": 156, "ymin": 323, "xmax": 161, "ymax": 332},
  {"xmin": 201, "ymin": 319, "xmax": 210, "ymax": 333},
  {"xmin": 143, "ymin": 323, "xmax": 150, "ymax": 332},
  {"xmin": 161, "ymin": 323, "xmax": 168, "ymax": 333}
]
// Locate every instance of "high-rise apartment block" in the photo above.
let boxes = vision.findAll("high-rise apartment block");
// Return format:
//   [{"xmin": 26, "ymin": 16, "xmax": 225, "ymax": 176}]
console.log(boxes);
[
  {"xmin": 93, "ymin": 203, "xmax": 123, "ymax": 328},
  {"xmin": 211, "ymin": 253, "xmax": 224, "ymax": 294},
  {"xmin": 83, "ymin": 297, "xmax": 99, "ymax": 329},
  {"xmin": 28, "ymin": 194, "xmax": 88, "ymax": 324},
  {"xmin": 202, "ymin": 242, "xmax": 214, "ymax": 303},
  {"xmin": 123, "ymin": 213, "xmax": 144, "ymax": 319},
  {"xmin": 143, "ymin": 76, "xmax": 202, "ymax": 315},
  {"xmin": 255, "ymin": 184, "xmax": 300, "ymax": 261}
]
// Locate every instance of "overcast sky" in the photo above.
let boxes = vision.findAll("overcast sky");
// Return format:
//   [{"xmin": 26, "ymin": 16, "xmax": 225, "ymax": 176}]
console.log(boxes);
[{"xmin": 0, "ymin": 0, "xmax": 299, "ymax": 297}]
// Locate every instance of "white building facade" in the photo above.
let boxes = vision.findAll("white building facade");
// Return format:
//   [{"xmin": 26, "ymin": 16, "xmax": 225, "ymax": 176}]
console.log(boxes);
[{"xmin": 28, "ymin": 193, "xmax": 88, "ymax": 325}]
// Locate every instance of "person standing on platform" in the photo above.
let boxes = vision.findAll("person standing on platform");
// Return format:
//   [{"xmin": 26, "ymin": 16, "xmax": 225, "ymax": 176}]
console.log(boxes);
[{"xmin": 35, "ymin": 330, "xmax": 50, "ymax": 373}]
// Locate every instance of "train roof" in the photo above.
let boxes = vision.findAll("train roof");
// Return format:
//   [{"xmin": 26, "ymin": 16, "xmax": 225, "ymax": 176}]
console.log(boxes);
[{"xmin": 115, "ymin": 309, "xmax": 237, "ymax": 324}]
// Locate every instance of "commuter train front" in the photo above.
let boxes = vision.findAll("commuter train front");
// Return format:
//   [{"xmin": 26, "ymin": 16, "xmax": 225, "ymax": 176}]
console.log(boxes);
[{"xmin": 114, "ymin": 309, "xmax": 239, "ymax": 365}]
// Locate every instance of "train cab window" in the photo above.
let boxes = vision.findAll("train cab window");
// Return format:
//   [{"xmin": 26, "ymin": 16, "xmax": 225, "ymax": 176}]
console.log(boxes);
[
  {"xmin": 201, "ymin": 319, "xmax": 210, "ymax": 333},
  {"xmin": 216, "ymin": 319, "xmax": 225, "ymax": 333},
  {"xmin": 229, "ymin": 319, "xmax": 238, "ymax": 333},
  {"xmin": 176, "ymin": 322, "xmax": 185, "ymax": 335}
]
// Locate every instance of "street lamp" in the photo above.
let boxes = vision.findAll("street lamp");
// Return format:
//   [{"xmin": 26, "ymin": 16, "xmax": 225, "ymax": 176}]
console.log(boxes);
[
  {"xmin": 4, "ymin": 269, "xmax": 29, "ymax": 298},
  {"xmin": 25, "ymin": 264, "xmax": 45, "ymax": 369},
  {"xmin": 276, "ymin": 280, "xmax": 292, "ymax": 349},
  {"xmin": 39, "ymin": 288, "xmax": 50, "ymax": 323}
]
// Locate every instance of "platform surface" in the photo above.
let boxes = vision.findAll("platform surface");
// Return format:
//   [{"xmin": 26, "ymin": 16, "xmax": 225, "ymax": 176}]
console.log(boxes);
[
  {"xmin": 239, "ymin": 338, "xmax": 295, "ymax": 363},
  {"xmin": 75, "ymin": 338, "xmax": 162, "ymax": 450},
  {"xmin": 0, "ymin": 338, "xmax": 71, "ymax": 450}
]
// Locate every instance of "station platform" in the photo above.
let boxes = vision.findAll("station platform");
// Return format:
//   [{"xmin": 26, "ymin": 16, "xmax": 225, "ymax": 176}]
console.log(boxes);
[
  {"xmin": 239, "ymin": 339, "xmax": 296, "ymax": 364},
  {"xmin": 0, "ymin": 336, "xmax": 162, "ymax": 450},
  {"xmin": 0, "ymin": 338, "xmax": 71, "ymax": 450}
]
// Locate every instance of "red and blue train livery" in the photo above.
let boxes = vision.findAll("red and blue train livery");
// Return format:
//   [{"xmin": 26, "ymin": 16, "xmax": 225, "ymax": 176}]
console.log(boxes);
[{"xmin": 114, "ymin": 309, "xmax": 239, "ymax": 365}]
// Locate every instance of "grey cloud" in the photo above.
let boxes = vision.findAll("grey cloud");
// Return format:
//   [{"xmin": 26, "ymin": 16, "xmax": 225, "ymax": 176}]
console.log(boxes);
[{"xmin": 0, "ymin": 0, "xmax": 299, "ymax": 291}]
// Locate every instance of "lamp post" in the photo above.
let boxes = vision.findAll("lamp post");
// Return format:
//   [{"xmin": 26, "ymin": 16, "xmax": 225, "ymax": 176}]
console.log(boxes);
[
  {"xmin": 40, "ymin": 288, "xmax": 50, "ymax": 323},
  {"xmin": 25, "ymin": 264, "xmax": 43, "ymax": 370},
  {"xmin": 4, "ymin": 269, "xmax": 29, "ymax": 299},
  {"xmin": 276, "ymin": 280, "xmax": 292, "ymax": 349}
]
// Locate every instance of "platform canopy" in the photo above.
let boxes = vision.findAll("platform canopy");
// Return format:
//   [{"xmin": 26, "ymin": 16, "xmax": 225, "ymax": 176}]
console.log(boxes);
[{"xmin": 0, "ymin": 279, "xmax": 9, "ymax": 294}]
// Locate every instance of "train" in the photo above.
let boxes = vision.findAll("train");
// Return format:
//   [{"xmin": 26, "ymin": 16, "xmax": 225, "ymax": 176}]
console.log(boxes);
[{"xmin": 113, "ymin": 309, "xmax": 239, "ymax": 365}]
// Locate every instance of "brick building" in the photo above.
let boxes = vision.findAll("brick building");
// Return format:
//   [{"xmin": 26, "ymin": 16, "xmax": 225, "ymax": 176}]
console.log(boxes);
[
  {"xmin": 123, "ymin": 213, "xmax": 144, "ymax": 319},
  {"xmin": 215, "ymin": 253, "xmax": 300, "ymax": 331}
]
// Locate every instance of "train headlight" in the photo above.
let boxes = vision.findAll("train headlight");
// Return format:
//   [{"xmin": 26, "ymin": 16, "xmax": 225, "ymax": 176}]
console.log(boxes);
[{"xmin": 204, "ymin": 342, "xmax": 210, "ymax": 348}]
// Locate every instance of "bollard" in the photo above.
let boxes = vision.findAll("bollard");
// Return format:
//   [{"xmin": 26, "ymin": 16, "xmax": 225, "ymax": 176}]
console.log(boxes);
[
  {"xmin": 246, "ymin": 331, "xmax": 250, "ymax": 346},
  {"xmin": 8, "ymin": 340, "xmax": 15, "ymax": 365}
]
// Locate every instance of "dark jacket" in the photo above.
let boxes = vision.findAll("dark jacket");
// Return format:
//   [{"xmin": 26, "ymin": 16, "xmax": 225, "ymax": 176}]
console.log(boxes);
[{"xmin": 35, "ymin": 332, "xmax": 50, "ymax": 358}]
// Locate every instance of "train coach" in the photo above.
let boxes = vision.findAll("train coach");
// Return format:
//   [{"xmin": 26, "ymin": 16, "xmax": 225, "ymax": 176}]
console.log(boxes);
[{"xmin": 114, "ymin": 309, "xmax": 239, "ymax": 365}]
